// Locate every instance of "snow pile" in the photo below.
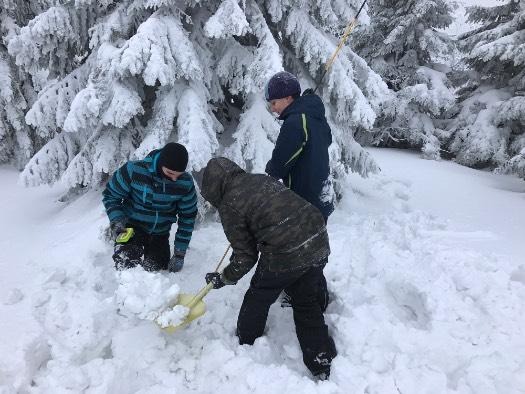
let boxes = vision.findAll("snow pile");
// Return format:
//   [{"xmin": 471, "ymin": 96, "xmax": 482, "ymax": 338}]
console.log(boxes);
[
  {"xmin": 156, "ymin": 305, "xmax": 190, "ymax": 329},
  {"xmin": 31, "ymin": 265, "xmax": 117, "ymax": 363},
  {"xmin": 327, "ymin": 174, "xmax": 525, "ymax": 392},
  {"xmin": 1, "ymin": 151, "xmax": 524, "ymax": 393},
  {"xmin": 115, "ymin": 266, "xmax": 181, "ymax": 321}
]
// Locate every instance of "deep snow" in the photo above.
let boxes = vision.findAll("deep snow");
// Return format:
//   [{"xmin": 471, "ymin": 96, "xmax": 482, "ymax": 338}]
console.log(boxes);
[{"xmin": 1, "ymin": 149, "xmax": 524, "ymax": 393}]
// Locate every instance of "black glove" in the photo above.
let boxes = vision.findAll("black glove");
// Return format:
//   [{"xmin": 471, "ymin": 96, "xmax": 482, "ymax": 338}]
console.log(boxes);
[
  {"xmin": 110, "ymin": 220, "xmax": 127, "ymax": 240},
  {"xmin": 205, "ymin": 272, "xmax": 236, "ymax": 289},
  {"xmin": 168, "ymin": 249, "xmax": 186, "ymax": 272},
  {"xmin": 205, "ymin": 272, "xmax": 225, "ymax": 289},
  {"xmin": 302, "ymin": 88, "xmax": 314, "ymax": 96}
]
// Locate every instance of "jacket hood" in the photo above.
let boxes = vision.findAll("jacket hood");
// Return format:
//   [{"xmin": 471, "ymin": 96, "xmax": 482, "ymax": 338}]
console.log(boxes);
[
  {"xmin": 280, "ymin": 94, "xmax": 326, "ymax": 121},
  {"xmin": 145, "ymin": 149, "xmax": 162, "ymax": 175},
  {"xmin": 201, "ymin": 157, "xmax": 245, "ymax": 208}
]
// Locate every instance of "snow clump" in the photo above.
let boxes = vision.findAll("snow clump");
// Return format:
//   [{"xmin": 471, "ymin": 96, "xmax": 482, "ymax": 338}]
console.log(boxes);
[{"xmin": 114, "ymin": 267, "xmax": 181, "ymax": 322}]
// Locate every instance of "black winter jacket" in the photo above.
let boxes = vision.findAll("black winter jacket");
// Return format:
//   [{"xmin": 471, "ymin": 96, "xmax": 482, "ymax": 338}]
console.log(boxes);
[
  {"xmin": 201, "ymin": 158, "xmax": 330, "ymax": 282},
  {"xmin": 265, "ymin": 94, "xmax": 334, "ymax": 220}
]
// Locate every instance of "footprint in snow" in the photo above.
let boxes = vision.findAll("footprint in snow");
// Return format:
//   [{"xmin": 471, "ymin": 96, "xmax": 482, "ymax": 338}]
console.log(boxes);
[
  {"xmin": 385, "ymin": 281, "xmax": 432, "ymax": 330},
  {"xmin": 3, "ymin": 288, "xmax": 24, "ymax": 305}
]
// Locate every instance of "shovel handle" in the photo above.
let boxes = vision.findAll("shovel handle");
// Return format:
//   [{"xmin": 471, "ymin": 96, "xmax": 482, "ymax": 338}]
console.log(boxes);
[
  {"xmin": 214, "ymin": 244, "xmax": 231, "ymax": 272},
  {"xmin": 186, "ymin": 282, "xmax": 214, "ymax": 309},
  {"xmin": 183, "ymin": 245, "xmax": 231, "ymax": 310}
]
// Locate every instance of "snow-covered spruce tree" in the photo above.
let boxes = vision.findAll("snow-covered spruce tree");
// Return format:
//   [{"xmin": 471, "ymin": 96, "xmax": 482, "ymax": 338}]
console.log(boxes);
[
  {"xmin": 352, "ymin": 0, "xmax": 456, "ymax": 159},
  {"xmin": 11, "ymin": 0, "xmax": 222, "ymax": 208},
  {"xmin": 219, "ymin": 0, "xmax": 390, "ymax": 183},
  {"xmin": 0, "ymin": 0, "xmax": 40, "ymax": 168},
  {"xmin": 448, "ymin": 0, "xmax": 525, "ymax": 179},
  {"xmin": 10, "ymin": 0, "xmax": 389, "ymax": 209}
]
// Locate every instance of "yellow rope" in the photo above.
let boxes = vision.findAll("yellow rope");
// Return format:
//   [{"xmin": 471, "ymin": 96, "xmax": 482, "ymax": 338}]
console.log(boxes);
[{"xmin": 325, "ymin": 19, "xmax": 359, "ymax": 72}]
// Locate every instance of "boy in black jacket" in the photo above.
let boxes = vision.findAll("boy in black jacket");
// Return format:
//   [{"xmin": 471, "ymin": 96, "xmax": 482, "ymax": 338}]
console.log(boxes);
[{"xmin": 264, "ymin": 71, "xmax": 334, "ymax": 310}]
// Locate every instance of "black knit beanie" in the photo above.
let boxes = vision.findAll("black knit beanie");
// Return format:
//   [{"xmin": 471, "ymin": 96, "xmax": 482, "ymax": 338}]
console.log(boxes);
[
  {"xmin": 157, "ymin": 143, "xmax": 188, "ymax": 173},
  {"xmin": 264, "ymin": 71, "xmax": 301, "ymax": 101}
]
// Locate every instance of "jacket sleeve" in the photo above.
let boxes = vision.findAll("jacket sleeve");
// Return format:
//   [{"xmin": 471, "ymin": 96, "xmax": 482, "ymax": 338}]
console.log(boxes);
[
  {"xmin": 174, "ymin": 180, "xmax": 198, "ymax": 252},
  {"xmin": 102, "ymin": 163, "xmax": 133, "ymax": 223},
  {"xmin": 219, "ymin": 205, "xmax": 259, "ymax": 282},
  {"xmin": 265, "ymin": 114, "xmax": 307, "ymax": 181}
]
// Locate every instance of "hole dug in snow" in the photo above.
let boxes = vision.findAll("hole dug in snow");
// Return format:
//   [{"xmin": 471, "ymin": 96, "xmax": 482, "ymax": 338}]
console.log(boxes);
[{"xmin": 385, "ymin": 281, "xmax": 432, "ymax": 330}]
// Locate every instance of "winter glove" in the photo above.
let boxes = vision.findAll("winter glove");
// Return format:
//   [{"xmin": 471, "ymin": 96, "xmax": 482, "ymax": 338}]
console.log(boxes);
[
  {"xmin": 168, "ymin": 249, "xmax": 186, "ymax": 272},
  {"xmin": 110, "ymin": 219, "xmax": 127, "ymax": 240},
  {"xmin": 205, "ymin": 272, "xmax": 236, "ymax": 289}
]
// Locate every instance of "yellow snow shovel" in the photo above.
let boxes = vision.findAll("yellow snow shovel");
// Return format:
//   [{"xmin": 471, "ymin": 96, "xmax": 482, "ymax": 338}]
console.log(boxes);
[{"xmin": 158, "ymin": 245, "xmax": 231, "ymax": 333}]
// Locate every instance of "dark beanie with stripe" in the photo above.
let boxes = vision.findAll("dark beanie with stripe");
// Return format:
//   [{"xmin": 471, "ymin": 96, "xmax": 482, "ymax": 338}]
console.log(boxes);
[{"xmin": 157, "ymin": 143, "xmax": 188, "ymax": 174}]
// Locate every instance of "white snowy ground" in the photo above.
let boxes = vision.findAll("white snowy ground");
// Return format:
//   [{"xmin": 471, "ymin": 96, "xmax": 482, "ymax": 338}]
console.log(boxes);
[{"xmin": 1, "ymin": 149, "xmax": 524, "ymax": 394}]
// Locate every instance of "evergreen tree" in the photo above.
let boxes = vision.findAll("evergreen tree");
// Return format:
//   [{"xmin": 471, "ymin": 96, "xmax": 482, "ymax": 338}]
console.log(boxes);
[
  {"xmin": 449, "ymin": 0, "xmax": 525, "ymax": 179},
  {"xmin": 0, "ymin": 0, "xmax": 39, "ymax": 168},
  {"xmin": 5, "ymin": 0, "xmax": 390, "ymax": 207},
  {"xmin": 353, "ymin": 0, "xmax": 456, "ymax": 159}
]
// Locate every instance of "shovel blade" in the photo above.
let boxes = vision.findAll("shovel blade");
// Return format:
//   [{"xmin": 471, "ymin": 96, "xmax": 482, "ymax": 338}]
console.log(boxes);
[{"xmin": 161, "ymin": 293, "xmax": 207, "ymax": 334}]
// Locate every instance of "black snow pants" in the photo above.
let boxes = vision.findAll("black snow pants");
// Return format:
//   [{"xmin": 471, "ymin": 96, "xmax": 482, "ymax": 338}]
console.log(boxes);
[
  {"xmin": 113, "ymin": 227, "xmax": 170, "ymax": 271},
  {"xmin": 317, "ymin": 271, "xmax": 329, "ymax": 312},
  {"xmin": 236, "ymin": 262, "xmax": 337, "ymax": 377},
  {"xmin": 317, "ymin": 215, "xmax": 330, "ymax": 311}
]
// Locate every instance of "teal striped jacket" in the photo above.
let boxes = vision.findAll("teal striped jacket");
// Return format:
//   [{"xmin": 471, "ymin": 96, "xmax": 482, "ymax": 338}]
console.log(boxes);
[{"xmin": 102, "ymin": 149, "xmax": 198, "ymax": 252}]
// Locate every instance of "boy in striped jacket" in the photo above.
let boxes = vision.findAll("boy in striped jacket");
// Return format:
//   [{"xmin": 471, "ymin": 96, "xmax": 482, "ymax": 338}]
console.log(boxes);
[{"xmin": 102, "ymin": 143, "xmax": 198, "ymax": 272}]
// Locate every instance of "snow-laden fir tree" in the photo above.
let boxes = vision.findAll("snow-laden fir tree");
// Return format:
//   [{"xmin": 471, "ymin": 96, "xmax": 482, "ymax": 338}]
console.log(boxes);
[
  {"xmin": 448, "ymin": 0, "xmax": 525, "ymax": 179},
  {"xmin": 0, "ymin": 0, "xmax": 40, "ymax": 168},
  {"xmin": 352, "ymin": 0, "xmax": 456, "ymax": 159},
  {"xmin": 6, "ymin": 0, "xmax": 390, "ymax": 211},
  {"xmin": 10, "ymin": 0, "xmax": 222, "ymax": 202}
]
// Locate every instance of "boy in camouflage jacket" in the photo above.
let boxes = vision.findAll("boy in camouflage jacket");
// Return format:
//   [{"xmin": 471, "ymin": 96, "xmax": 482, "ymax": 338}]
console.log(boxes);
[{"xmin": 201, "ymin": 157, "xmax": 336, "ymax": 379}]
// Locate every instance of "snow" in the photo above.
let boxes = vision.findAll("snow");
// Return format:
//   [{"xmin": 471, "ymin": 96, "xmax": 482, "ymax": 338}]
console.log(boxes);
[
  {"xmin": 115, "ymin": 267, "xmax": 181, "ymax": 321},
  {"xmin": 204, "ymin": 0, "xmax": 251, "ymax": 39},
  {"xmin": 370, "ymin": 148, "xmax": 525, "ymax": 265},
  {"xmin": 445, "ymin": 0, "xmax": 501, "ymax": 37},
  {"xmin": 156, "ymin": 305, "xmax": 190, "ymax": 329},
  {"xmin": 1, "ymin": 148, "xmax": 525, "ymax": 393}
]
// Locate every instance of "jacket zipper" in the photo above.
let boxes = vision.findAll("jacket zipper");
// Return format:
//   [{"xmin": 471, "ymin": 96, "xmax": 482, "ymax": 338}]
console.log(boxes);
[{"xmin": 151, "ymin": 211, "xmax": 159, "ymax": 233}]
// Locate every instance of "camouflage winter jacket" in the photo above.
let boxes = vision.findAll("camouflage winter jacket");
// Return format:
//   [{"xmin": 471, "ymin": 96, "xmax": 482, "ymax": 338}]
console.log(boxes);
[{"xmin": 201, "ymin": 157, "xmax": 330, "ymax": 282}]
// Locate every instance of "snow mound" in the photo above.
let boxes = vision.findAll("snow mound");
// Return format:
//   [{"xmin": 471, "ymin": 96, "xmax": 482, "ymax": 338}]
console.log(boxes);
[{"xmin": 115, "ymin": 266, "xmax": 181, "ymax": 321}]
